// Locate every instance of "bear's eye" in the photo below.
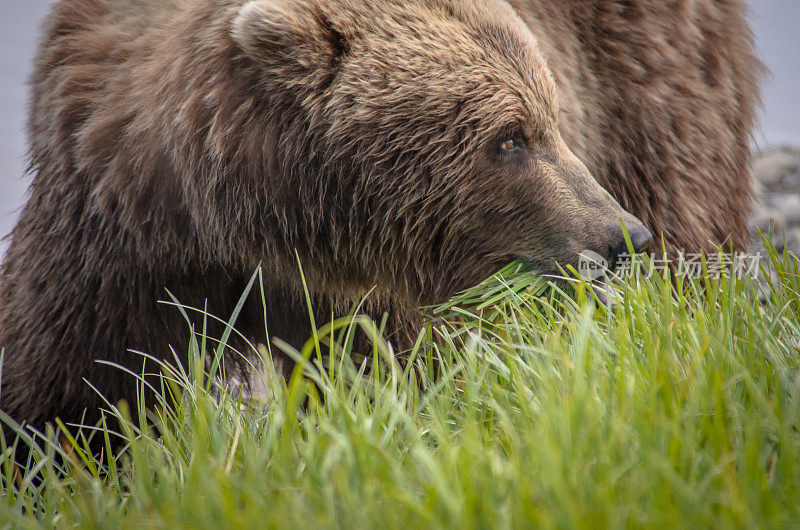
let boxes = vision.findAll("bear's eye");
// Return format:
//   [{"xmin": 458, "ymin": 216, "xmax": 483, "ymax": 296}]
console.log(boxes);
[
  {"xmin": 498, "ymin": 134, "xmax": 525, "ymax": 154},
  {"xmin": 500, "ymin": 139, "xmax": 517, "ymax": 152}
]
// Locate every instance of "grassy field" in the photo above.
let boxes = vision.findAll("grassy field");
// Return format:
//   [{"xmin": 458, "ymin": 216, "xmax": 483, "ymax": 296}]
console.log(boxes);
[{"xmin": 1, "ymin": 243, "xmax": 799, "ymax": 528}]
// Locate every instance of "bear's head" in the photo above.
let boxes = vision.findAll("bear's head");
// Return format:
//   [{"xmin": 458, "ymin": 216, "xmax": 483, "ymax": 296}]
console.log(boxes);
[{"xmin": 231, "ymin": 0, "xmax": 651, "ymax": 303}]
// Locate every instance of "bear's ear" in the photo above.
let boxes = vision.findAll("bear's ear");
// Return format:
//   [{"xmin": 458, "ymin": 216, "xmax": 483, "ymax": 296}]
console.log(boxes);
[{"xmin": 232, "ymin": 0, "xmax": 349, "ymax": 74}]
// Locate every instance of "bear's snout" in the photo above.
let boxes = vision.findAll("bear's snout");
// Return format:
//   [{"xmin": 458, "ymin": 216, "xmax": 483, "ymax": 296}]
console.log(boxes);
[
  {"xmin": 606, "ymin": 221, "xmax": 653, "ymax": 267},
  {"xmin": 539, "ymin": 146, "xmax": 653, "ymax": 271}
]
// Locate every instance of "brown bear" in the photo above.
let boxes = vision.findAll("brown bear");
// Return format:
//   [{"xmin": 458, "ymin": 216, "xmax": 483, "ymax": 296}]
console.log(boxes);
[{"xmin": 0, "ymin": 0, "xmax": 758, "ymax": 439}]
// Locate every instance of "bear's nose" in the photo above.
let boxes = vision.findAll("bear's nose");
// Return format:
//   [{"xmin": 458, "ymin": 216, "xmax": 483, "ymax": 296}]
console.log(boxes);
[{"xmin": 608, "ymin": 223, "xmax": 653, "ymax": 266}]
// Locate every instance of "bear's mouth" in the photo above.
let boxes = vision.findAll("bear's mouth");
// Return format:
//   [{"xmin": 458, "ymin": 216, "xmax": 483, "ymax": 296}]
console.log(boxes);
[
  {"xmin": 590, "ymin": 279, "xmax": 619, "ymax": 308},
  {"xmin": 513, "ymin": 254, "xmax": 619, "ymax": 308}
]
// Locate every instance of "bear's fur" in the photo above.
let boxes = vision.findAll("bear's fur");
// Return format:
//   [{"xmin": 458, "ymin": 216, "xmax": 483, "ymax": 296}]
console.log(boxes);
[{"xmin": 0, "ymin": 0, "xmax": 758, "ymax": 436}]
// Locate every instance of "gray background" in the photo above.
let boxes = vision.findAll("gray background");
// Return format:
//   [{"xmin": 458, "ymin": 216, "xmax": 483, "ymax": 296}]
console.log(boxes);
[{"xmin": 1, "ymin": 1, "xmax": 798, "ymax": 255}]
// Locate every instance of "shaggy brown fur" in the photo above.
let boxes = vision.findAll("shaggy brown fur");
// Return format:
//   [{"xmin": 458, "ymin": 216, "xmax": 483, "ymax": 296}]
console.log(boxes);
[{"xmin": 0, "ymin": 0, "xmax": 758, "ymax": 437}]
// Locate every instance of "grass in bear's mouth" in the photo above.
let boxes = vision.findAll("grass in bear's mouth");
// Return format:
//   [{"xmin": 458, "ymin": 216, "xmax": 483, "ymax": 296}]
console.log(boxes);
[{"xmin": 1, "ymin": 241, "xmax": 799, "ymax": 527}]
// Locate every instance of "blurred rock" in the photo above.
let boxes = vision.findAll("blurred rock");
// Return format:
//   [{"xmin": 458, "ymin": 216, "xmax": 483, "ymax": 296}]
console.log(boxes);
[
  {"xmin": 752, "ymin": 147, "xmax": 800, "ymax": 190},
  {"xmin": 771, "ymin": 194, "xmax": 800, "ymax": 225},
  {"xmin": 751, "ymin": 206, "xmax": 786, "ymax": 236},
  {"xmin": 785, "ymin": 228, "xmax": 800, "ymax": 256},
  {"xmin": 750, "ymin": 146, "xmax": 800, "ymax": 257}
]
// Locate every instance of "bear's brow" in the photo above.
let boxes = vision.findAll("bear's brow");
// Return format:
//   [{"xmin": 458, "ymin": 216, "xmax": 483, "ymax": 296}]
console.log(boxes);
[
  {"xmin": 470, "ymin": 19, "xmax": 536, "ymax": 57},
  {"xmin": 469, "ymin": 22, "xmax": 556, "ymax": 107}
]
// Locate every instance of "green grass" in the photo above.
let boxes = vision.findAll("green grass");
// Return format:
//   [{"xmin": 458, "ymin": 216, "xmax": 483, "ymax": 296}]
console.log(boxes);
[{"xmin": 1, "ymin": 243, "xmax": 799, "ymax": 528}]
